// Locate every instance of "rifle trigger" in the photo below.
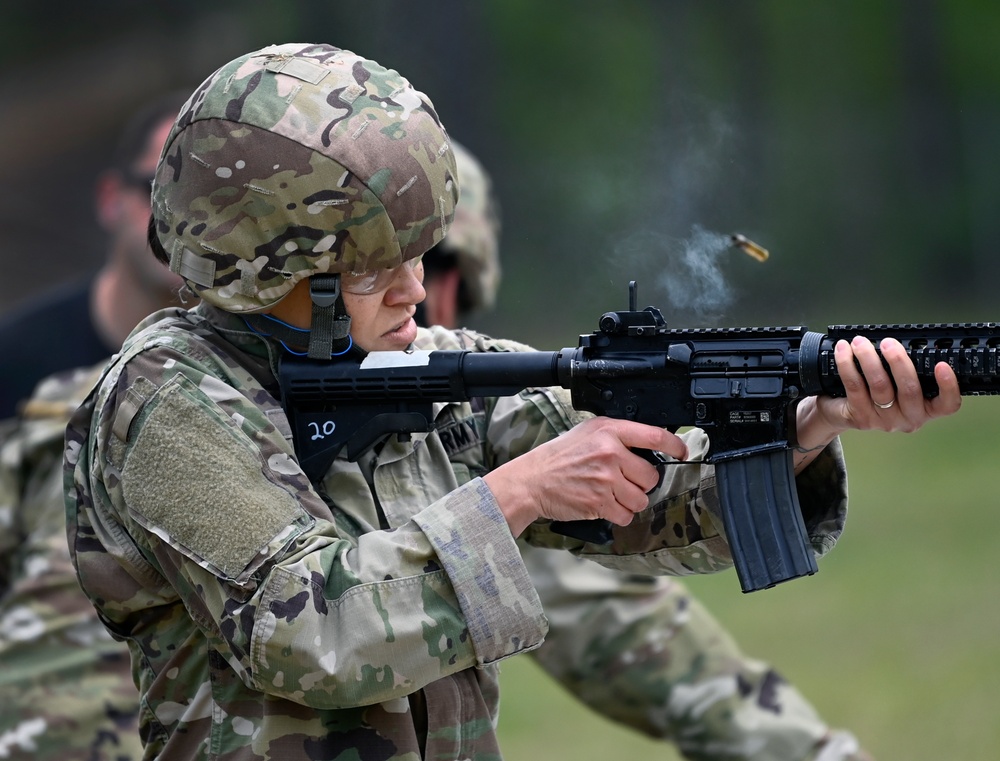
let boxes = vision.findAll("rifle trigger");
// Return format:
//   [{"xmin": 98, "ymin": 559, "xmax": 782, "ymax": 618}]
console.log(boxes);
[{"xmin": 634, "ymin": 447, "xmax": 667, "ymax": 492}]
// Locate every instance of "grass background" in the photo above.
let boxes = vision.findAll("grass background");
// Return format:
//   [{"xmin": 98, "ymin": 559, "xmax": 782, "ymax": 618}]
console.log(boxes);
[{"xmin": 496, "ymin": 397, "xmax": 1000, "ymax": 760}]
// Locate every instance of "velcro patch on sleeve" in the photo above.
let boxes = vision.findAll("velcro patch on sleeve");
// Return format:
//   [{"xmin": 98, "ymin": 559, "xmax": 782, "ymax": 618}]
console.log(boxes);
[{"xmin": 122, "ymin": 376, "xmax": 303, "ymax": 581}]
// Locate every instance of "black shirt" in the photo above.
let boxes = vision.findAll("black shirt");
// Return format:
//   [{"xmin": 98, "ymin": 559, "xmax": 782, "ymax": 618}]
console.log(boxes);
[{"xmin": 0, "ymin": 279, "xmax": 112, "ymax": 419}]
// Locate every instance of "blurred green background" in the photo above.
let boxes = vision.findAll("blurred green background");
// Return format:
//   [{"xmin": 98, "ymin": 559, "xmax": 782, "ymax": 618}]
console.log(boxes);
[
  {"xmin": 1, "ymin": 1, "xmax": 998, "ymax": 759},
  {"xmin": 4, "ymin": 0, "xmax": 1000, "ymax": 338}
]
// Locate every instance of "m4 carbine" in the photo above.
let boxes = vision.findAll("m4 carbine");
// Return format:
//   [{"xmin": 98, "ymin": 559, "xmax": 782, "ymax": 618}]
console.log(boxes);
[{"xmin": 279, "ymin": 282, "xmax": 1000, "ymax": 593}]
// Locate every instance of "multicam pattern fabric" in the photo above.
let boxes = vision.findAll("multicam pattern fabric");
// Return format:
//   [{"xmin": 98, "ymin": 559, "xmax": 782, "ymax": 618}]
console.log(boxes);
[
  {"xmin": 439, "ymin": 141, "xmax": 502, "ymax": 311},
  {"xmin": 152, "ymin": 43, "xmax": 458, "ymax": 313},
  {"xmin": 0, "ymin": 365, "xmax": 143, "ymax": 761},
  {"xmin": 64, "ymin": 304, "xmax": 852, "ymax": 760},
  {"xmin": 522, "ymin": 545, "xmax": 871, "ymax": 761},
  {"xmin": 0, "ymin": 351, "xmax": 867, "ymax": 761}
]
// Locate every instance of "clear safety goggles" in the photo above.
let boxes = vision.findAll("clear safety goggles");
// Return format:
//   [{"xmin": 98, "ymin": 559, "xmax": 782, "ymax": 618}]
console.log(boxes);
[{"xmin": 339, "ymin": 255, "xmax": 423, "ymax": 295}]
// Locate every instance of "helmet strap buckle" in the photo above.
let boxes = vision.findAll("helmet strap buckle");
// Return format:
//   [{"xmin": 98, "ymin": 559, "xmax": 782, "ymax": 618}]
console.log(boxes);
[{"xmin": 308, "ymin": 274, "xmax": 352, "ymax": 359}]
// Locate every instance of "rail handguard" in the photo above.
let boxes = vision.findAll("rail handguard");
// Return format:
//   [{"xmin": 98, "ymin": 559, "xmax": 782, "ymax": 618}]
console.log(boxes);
[{"xmin": 279, "ymin": 282, "xmax": 1000, "ymax": 593}]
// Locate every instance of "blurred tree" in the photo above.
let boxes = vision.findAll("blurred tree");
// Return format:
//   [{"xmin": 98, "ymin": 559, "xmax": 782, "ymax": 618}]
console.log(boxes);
[{"xmin": 2, "ymin": 0, "xmax": 999, "ymax": 332}]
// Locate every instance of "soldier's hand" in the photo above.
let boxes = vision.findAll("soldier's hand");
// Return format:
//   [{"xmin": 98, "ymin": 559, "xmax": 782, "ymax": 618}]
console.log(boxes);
[
  {"xmin": 483, "ymin": 417, "xmax": 687, "ymax": 537},
  {"xmin": 793, "ymin": 336, "xmax": 962, "ymax": 472}
]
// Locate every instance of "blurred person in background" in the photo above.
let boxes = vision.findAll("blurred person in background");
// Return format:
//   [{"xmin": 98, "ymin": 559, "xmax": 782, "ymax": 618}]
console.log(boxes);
[
  {"xmin": 418, "ymin": 140, "xmax": 875, "ymax": 761},
  {"xmin": 0, "ymin": 92, "xmax": 191, "ymax": 419},
  {"xmin": 0, "ymin": 92, "xmax": 189, "ymax": 761}
]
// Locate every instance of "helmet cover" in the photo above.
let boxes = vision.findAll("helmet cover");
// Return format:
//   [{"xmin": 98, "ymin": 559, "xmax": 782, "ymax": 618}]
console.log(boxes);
[
  {"xmin": 439, "ymin": 140, "xmax": 501, "ymax": 311},
  {"xmin": 151, "ymin": 42, "xmax": 458, "ymax": 312}
]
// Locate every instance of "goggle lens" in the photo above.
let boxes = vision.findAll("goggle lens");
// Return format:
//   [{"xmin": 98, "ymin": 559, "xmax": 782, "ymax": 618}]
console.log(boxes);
[{"xmin": 340, "ymin": 256, "xmax": 423, "ymax": 295}]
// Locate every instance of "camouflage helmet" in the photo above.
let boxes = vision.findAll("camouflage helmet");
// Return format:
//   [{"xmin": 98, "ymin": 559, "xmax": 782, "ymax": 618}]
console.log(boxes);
[
  {"xmin": 151, "ymin": 42, "xmax": 458, "ymax": 313},
  {"xmin": 437, "ymin": 140, "xmax": 501, "ymax": 311}
]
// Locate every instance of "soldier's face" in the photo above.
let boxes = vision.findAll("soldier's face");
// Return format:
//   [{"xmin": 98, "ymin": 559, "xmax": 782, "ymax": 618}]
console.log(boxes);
[
  {"xmin": 100, "ymin": 117, "xmax": 185, "ymax": 295},
  {"xmin": 342, "ymin": 259, "xmax": 426, "ymax": 352},
  {"xmin": 265, "ymin": 261, "xmax": 426, "ymax": 354}
]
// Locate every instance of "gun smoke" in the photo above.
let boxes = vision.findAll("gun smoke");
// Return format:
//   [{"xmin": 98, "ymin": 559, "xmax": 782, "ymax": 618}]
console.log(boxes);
[{"xmin": 614, "ymin": 225, "xmax": 740, "ymax": 324}]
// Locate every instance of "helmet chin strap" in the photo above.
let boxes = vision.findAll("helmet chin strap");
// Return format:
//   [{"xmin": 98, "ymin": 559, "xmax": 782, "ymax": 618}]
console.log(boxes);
[
  {"xmin": 242, "ymin": 274, "xmax": 355, "ymax": 359},
  {"xmin": 307, "ymin": 274, "xmax": 353, "ymax": 359}
]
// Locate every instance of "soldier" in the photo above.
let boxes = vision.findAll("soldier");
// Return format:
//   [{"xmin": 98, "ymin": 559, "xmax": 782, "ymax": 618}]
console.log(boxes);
[
  {"xmin": 64, "ymin": 42, "xmax": 960, "ymax": 761},
  {"xmin": 0, "ymin": 93, "xmax": 189, "ymax": 761},
  {"xmin": 0, "ymin": 367, "xmax": 140, "ymax": 761},
  {"xmin": 0, "ymin": 92, "xmax": 190, "ymax": 419},
  {"xmin": 415, "ymin": 143, "xmax": 501, "ymax": 332},
  {"xmin": 1, "ymin": 144, "xmax": 864, "ymax": 761},
  {"xmin": 420, "ymin": 141, "xmax": 875, "ymax": 760}
]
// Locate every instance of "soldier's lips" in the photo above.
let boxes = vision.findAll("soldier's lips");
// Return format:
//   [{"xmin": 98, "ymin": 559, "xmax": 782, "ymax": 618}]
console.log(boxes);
[{"xmin": 381, "ymin": 316, "xmax": 417, "ymax": 346}]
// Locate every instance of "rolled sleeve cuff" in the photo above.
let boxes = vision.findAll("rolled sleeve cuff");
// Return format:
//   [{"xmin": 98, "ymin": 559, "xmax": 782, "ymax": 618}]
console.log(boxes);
[
  {"xmin": 412, "ymin": 477, "xmax": 546, "ymax": 664},
  {"xmin": 795, "ymin": 437, "xmax": 849, "ymax": 557}
]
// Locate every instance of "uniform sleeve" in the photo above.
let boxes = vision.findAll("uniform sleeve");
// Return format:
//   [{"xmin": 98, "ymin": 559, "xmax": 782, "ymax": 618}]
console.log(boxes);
[
  {"xmin": 0, "ymin": 418, "xmax": 22, "ymax": 592},
  {"xmin": 1, "ymin": 382, "xmax": 141, "ymax": 759},
  {"xmin": 85, "ymin": 347, "xmax": 544, "ymax": 711},
  {"xmin": 522, "ymin": 545, "xmax": 841, "ymax": 757},
  {"xmin": 481, "ymin": 376, "xmax": 849, "ymax": 577}
]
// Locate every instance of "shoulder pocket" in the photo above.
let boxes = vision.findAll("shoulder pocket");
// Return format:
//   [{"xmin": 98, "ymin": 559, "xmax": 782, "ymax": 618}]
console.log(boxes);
[{"xmin": 121, "ymin": 373, "xmax": 310, "ymax": 584}]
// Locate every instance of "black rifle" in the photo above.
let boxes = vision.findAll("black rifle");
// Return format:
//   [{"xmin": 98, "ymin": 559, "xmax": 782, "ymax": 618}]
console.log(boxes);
[{"xmin": 279, "ymin": 281, "xmax": 1000, "ymax": 593}]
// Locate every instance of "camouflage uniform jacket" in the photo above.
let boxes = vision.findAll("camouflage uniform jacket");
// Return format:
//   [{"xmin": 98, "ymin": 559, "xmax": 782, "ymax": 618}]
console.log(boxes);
[
  {"xmin": 1, "ymin": 366, "xmax": 143, "ymax": 761},
  {"xmin": 64, "ymin": 302, "xmax": 848, "ymax": 760}
]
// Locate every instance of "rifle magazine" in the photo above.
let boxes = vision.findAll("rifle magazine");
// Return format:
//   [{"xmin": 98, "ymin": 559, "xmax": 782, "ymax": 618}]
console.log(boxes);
[{"xmin": 715, "ymin": 450, "xmax": 818, "ymax": 592}]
